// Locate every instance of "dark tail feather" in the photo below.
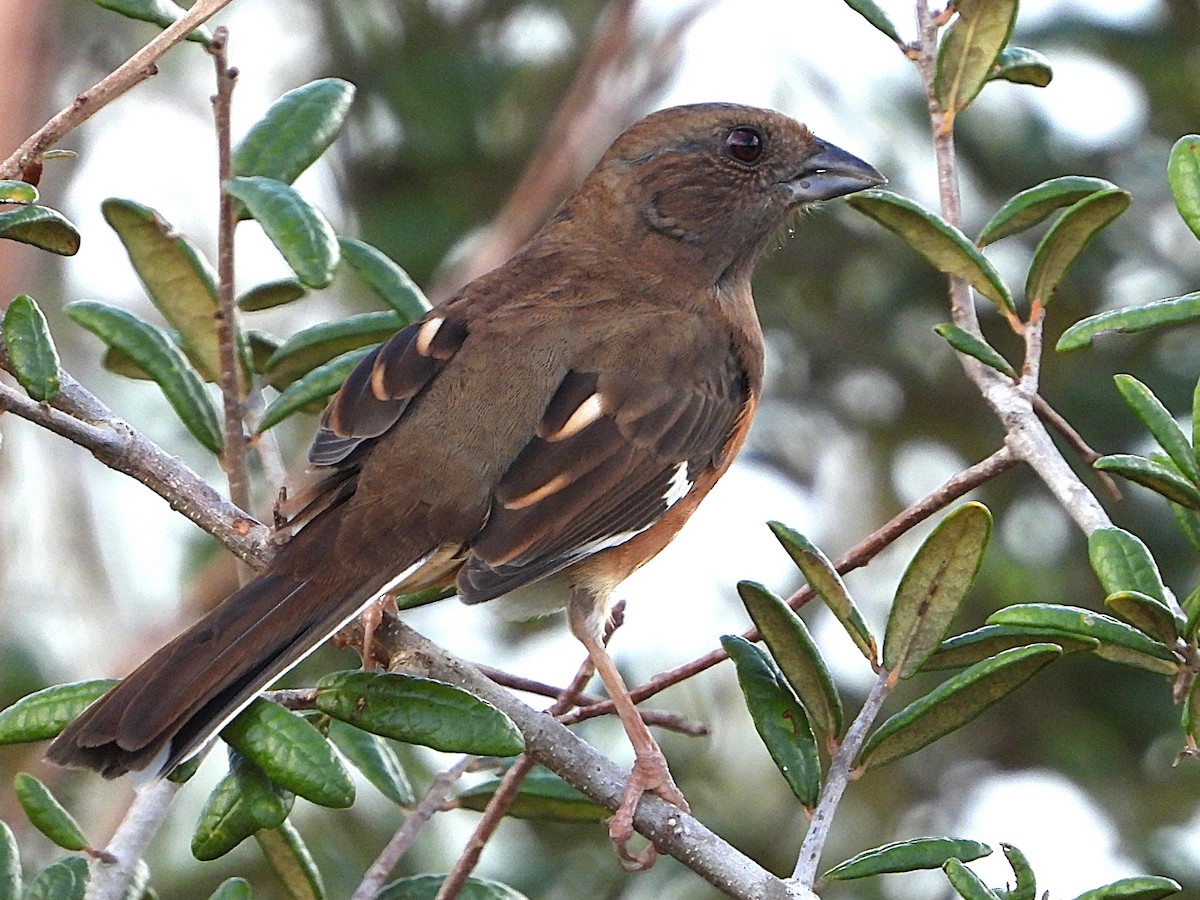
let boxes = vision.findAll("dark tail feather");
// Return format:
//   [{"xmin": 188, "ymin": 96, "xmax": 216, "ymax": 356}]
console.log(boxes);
[{"xmin": 46, "ymin": 570, "xmax": 383, "ymax": 778}]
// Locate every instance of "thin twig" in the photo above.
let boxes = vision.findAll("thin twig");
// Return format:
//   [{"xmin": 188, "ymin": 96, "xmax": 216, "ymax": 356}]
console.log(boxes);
[
  {"xmin": 84, "ymin": 779, "xmax": 180, "ymax": 900},
  {"xmin": 1031, "ymin": 394, "xmax": 1123, "ymax": 501},
  {"xmin": 0, "ymin": 0, "xmax": 237, "ymax": 179}
]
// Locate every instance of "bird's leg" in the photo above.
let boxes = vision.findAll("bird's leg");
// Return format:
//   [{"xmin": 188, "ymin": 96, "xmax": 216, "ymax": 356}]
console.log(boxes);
[{"xmin": 568, "ymin": 597, "xmax": 688, "ymax": 871}]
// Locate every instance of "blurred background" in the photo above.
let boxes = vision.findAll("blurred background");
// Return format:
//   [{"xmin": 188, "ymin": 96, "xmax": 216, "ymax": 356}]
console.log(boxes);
[{"xmin": 2, "ymin": 0, "xmax": 1200, "ymax": 897}]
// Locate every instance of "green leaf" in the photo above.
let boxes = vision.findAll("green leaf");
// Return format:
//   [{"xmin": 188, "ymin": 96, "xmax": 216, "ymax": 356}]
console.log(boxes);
[
  {"xmin": 823, "ymin": 837, "xmax": 992, "ymax": 880},
  {"xmin": 0, "ymin": 820, "xmax": 20, "ymax": 898},
  {"xmin": 1071, "ymin": 876, "xmax": 1182, "ymax": 900},
  {"xmin": 255, "ymin": 821, "xmax": 326, "ymax": 900},
  {"xmin": 1105, "ymin": 591, "xmax": 1181, "ymax": 646},
  {"xmin": 1088, "ymin": 527, "xmax": 1170, "ymax": 604},
  {"xmin": 944, "ymin": 858, "xmax": 1001, "ymax": 900},
  {"xmin": 768, "ymin": 522, "xmax": 878, "ymax": 664},
  {"xmin": 191, "ymin": 755, "xmax": 294, "ymax": 861},
  {"xmin": 839, "ymin": 0, "xmax": 903, "ymax": 44},
  {"xmin": 233, "ymin": 79, "xmax": 355, "ymax": 186},
  {"xmin": 457, "ymin": 768, "xmax": 608, "ymax": 823},
  {"xmin": 378, "ymin": 874, "xmax": 529, "ymax": 900},
  {"xmin": 258, "ymin": 346, "xmax": 373, "ymax": 431},
  {"xmin": 0, "ymin": 205, "xmax": 80, "ymax": 256},
  {"xmin": 1001, "ymin": 843, "xmax": 1036, "ymax": 900},
  {"xmin": 13, "ymin": 773, "xmax": 88, "ymax": 851},
  {"xmin": 208, "ymin": 878, "xmax": 253, "ymax": 900},
  {"xmin": 93, "ymin": 0, "xmax": 211, "ymax": 43},
  {"xmin": 885, "ymin": 503, "xmax": 992, "ymax": 678},
  {"xmin": 315, "ymin": 671, "xmax": 523, "ymax": 756},
  {"xmin": 1114, "ymin": 374, "xmax": 1200, "ymax": 482},
  {"xmin": 737, "ymin": 581, "xmax": 843, "ymax": 737},
  {"xmin": 987, "ymin": 46, "xmax": 1053, "ymax": 88},
  {"xmin": 338, "ymin": 236, "xmax": 432, "ymax": 321},
  {"xmin": 721, "ymin": 635, "xmax": 820, "ymax": 809},
  {"xmin": 237, "ymin": 278, "xmax": 307, "ymax": 312},
  {"xmin": 1168, "ymin": 135, "xmax": 1200, "ymax": 242},
  {"xmin": 221, "ymin": 698, "xmax": 354, "ymax": 809},
  {"xmin": 3, "ymin": 295, "xmax": 60, "ymax": 401},
  {"xmin": 1057, "ymin": 292, "xmax": 1200, "ymax": 351},
  {"xmin": 934, "ymin": 0, "xmax": 1019, "ymax": 113},
  {"xmin": 860, "ymin": 644, "xmax": 1061, "ymax": 770},
  {"xmin": 224, "ymin": 176, "xmax": 339, "ymax": 289},
  {"xmin": 987, "ymin": 604, "xmax": 1177, "ymax": 674},
  {"xmin": 0, "ymin": 180, "xmax": 37, "ymax": 204},
  {"xmin": 246, "ymin": 330, "xmax": 283, "ymax": 375},
  {"xmin": 0, "ymin": 679, "xmax": 117, "ymax": 744},
  {"xmin": 263, "ymin": 312, "xmax": 401, "ymax": 387},
  {"xmin": 923, "ymin": 624, "xmax": 1098, "ymax": 671},
  {"xmin": 1183, "ymin": 583, "xmax": 1200, "ymax": 642},
  {"xmin": 847, "ymin": 190, "xmax": 1014, "ymax": 311},
  {"xmin": 67, "ymin": 300, "xmax": 222, "ymax": 452},
  {"xmin": 1026, "ymin": 188, "xmax": 1130, "ymax": 306},
  {"xmin": 101, "ymin": 198, "xmax": 222, "ymax": 379},
  {"xmin": 932, "ymin": 324, "xmax": 1015, "ymax": 377},
  {"xmin": 1095, "ymin": 454, "xmax": 1200, "ymax": 510},
  {"xmin": 20, "ymin": 856, "xmax": 88, "ymax": 900},
  {"xmin": 977, "ymin": 176, "xmax": 1118, "ymax": 246},
  {"xmin": 327, "ymin": 720, "xmax": 415, "ymax": 807},
  {"xmin": 1182, "ymin": 674, "xmax": 1200, "ymax": 743}
]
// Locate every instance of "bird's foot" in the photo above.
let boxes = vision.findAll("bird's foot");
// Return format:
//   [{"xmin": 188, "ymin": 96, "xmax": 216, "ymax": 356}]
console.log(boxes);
[{"xmin": 608, "ymin": 752, "xmax": 689, "ymax": 871}]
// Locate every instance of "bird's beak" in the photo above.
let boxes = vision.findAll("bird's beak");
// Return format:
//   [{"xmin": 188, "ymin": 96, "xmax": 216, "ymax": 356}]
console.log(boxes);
[{"xmin": 786, "ymin": 138, "xmax": 886, "ymax": 204}]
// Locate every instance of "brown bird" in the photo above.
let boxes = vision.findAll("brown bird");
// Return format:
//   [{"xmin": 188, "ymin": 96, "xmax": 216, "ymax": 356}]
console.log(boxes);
[{"xmin": 47, "ymin": 102, "xmax": 882, "ymax": 864}]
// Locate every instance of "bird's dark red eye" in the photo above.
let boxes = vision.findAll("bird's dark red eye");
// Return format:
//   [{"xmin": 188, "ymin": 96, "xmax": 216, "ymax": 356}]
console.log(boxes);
[{"xmin": 725, "ymin": 126, "xmax": 764, "ymax": 164}]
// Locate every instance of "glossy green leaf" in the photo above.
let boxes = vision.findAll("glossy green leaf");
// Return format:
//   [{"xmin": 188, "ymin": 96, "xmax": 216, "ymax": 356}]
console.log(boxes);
[
  {"xmin": 258, "ymin": 346, "xmax": 374, "ymax": 431},
  {"xmin": 1071, "ymin": 876, "xmax": 1182, "ymax": 900},
  {"xmin": 67, "ymin": 300, "xmax": 222, "ymax": 453},
  {"xmin": 1105, "ymin": 591, "xmax": 1180, "ymax": 646},
  {"xmin": 1026, "ymin": 189, "xmax": 1131, "ymax": 306},
  {"xmin": 263, "ymin": 311, "xmax": 401, "ymax": 387},
  {"xmin": 0, "ymin": 180, "xmax": 37, "ymax": 204},
  {"xmin": 932, "ymin": 324, "xmax": 1015, "ymax": 377},
  {"xmin": 1001, "ymin": 843, "xmax": 1036, "ymax": 900},
  {"xmin": 924, "ymin": 624, "xmax": 1098, "ymax": 671},
  {"xmin": 328, "ymin": 720, "xmax": 415, "ymax": 807},
  {"xmin": 224, "ymin": 176, "xmax": 338, "ymax": 289},
  {"xmin": 377, "ymin": 874, "xmax": 529, "ymax": 900},
  {"xmin": 237, "ymin": 278, "xmax": 307, "ymax": 312},
  {"xmin": 0, "ymin": 205, "xmax": 80, "ymax": 256},
  {"xmin": 1088, "ymin": 527, "xmax": 1170, "ymax": 604},
  {"xmin": 721, "ymin": 635, "xmax": 820, "ymax": 808},
  {"xmin": 93, "ymin": 0, "xmax": 212, "ymax": 43},
  {"xmin": 101, "ymin": 198, "xmax": 222, "ymax": 379},
  {"xmin": 944, "ymin": 858, "xmax": 1001, "ymax": 900},
  {"xmin": 1114, "ymin": 374, "xmax": 1199, "ymax": 482},
  {"xmin": 860, "ymin": 644, "xmax": 1060, "ymax": 770},
  {"xmin": 840, "ymin": 0, "xmax": 902, "ymax": 43},
  {"xmin": 737, "ymin": 581, "xmax": 843, "ymax": 737},
  {"xmin": 0, "ymin": 679, "xmax": 116, "ymax": 744},
  {"xmin": 221, "ymin": 698, "xmax": 353, "ymax": 809},
  {"xmin": 1058, "ymin": 291, "xmax": 1200, "ymax": 351},
  {"xmin": 191, "ymin": 755, "xmax": 294, "ymax": 861},
  {"xmin": 167, "ymin": 753, "xmax": 203, "ymax": 785},
  {"xmin": 1182, "ymin": 674, "xmax": 1200, "ymax": 743},
  {"xmin": 21, "ymin": 856, "xmax": 88, "ymax": 900},
  {"xmin": 3, "ymin": 295, "xmax": 60, "ymax": 401},
  {"xmin": 457, "ymin": 769, "xmax": 608, "ymax": 823},
  {"xmin": 934, "ymin": 0, "xmax": 1018, "ymax": 113},
  {"xmin": 987, "ymin": 46, "xmax": 1052, "ymax": 88},
  {"xmin": 823, "ymin": 836, "xmax": 991, "ymax": 880},
  {"xmin": 13, "ymin": 773, "xmax": 88, "ymax": 851},
  {"xmin": 0, "ymin": 820, "xmax": 19, "ymax": 898},
  {"xmin": 885, "ymin": 503, "xmax": 992, "ymax": 678},
  {"xmin": 338, "ymin": 236, "xmax": 432, "ymax": 320},
  {"xmin": 1095, "ymin": 454, "xmax": 1200, "ymax": 510},
  {"xmin": 315, "ymin": 671, "xmax": 523, "ymax": 756},
  {"xmin": 246, "ymin": 329, "xmax": 283, "ymax": 375},
  {"xmin": 233, "ymin": 79, "xmax": 355, "ymax": 186},
  {"xmin": 1168, "ymin": 135, "xmax": 1200, "ymax": 242},
  {"xmin": 768, "ymin": 522, "xmax": 878, "ymax": 663},
  {"xmin": 847, "ymin": 190, "xmax": 1014, "ymax": 311},
  {"xmin": 208, "ymin": 878, "xmax": 253, "ymax": 900},
  {"xmin": 1183, "ymin": 584, "xmax": 1200, "ymax": 642},
  {"xmin": 987, "ymin": 603, "xmax": 1176, "ymax": 674},
  {"xmin": 255, "ymin": 820, "xmax": 325, "ymax": 900},
  {"xmin": 977, "ymin": 176, "xmax": 1117, "ymax": 246}
]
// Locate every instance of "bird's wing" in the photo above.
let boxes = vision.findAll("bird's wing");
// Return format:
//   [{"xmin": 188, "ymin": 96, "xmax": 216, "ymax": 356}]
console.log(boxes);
[{"xmin": 459, "ymin": 355, "xmax": 750, "ymax": 601}]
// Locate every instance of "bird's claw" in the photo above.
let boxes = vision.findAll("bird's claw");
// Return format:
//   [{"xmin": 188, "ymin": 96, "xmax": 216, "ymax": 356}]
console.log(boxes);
[{"xmin": 608, "ymin": 753, "xmax": 689, "ymax": 871}]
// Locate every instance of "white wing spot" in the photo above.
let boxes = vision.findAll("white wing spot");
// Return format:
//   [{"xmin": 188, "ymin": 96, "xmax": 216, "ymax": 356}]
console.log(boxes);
[
  {"xmin": 664, "ymin": 461, "xmax": 692, "ymax": 508},
  {"xmin": 545, "ymin": 392, "xmax": 606, "ymax": 442},
  {"xmin": 415, "ymin": 316, "xmax": 444, "ymax": 356}
]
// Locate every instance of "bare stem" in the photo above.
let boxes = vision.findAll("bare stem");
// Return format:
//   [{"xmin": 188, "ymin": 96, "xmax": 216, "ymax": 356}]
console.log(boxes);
[{"xmin": 84, "ymin": 780, "xmax": 180, "ymax": 900}]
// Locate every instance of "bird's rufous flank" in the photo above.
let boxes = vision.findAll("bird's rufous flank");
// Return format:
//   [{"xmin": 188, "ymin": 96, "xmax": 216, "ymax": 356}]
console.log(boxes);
[{"xmin": 47, "ymin": 102, "xmax": 884, "ymax": 868}]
